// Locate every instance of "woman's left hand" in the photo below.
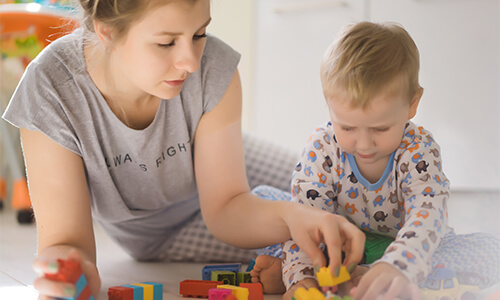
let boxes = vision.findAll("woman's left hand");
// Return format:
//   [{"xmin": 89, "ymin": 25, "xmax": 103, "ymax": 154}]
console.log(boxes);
[{"xmin": 350, "ymin": 263, "xmax": 421, "ymax": 300}]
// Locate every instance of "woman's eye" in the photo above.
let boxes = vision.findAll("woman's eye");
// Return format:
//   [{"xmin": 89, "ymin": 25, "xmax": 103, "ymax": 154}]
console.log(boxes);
[
  {"xmin": 193, "ymin": 33, "xmax": 207, "ymax": 40},
  {"xmin": 158, "ymin": 41, "xmax": 175, "ymax": 48}
]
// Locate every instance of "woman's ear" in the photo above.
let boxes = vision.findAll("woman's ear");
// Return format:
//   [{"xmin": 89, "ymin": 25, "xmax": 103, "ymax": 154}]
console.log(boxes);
[
  {"xmin": 408, "ymin": 87, "xmax": 423, "ymax": 119},
  {"xmin": 93, "ymin": 21, "xmax": 114, "ymax": 48}
]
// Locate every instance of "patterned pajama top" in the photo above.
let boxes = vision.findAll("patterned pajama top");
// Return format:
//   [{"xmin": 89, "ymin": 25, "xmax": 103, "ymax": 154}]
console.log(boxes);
[{"xmin": 282, "ymin": 121, "xmax": 452, "ymax": 290}]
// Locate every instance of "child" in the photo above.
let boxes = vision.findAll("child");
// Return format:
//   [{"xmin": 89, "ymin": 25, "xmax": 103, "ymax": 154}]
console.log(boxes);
[
  {"xmin": 251, "ymin": 22, "xmax": 499, "ymax": 299},
  {"xmin": 2, "ymin": 0, "xmax": 364, "ymax": 298}
]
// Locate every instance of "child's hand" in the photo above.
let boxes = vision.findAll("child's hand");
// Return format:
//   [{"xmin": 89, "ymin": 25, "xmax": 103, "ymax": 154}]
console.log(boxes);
[
  {"xmin": 282, "ymin": 278, "xmax": 319, "ymax": 300},
  {"xmin": 33, "ymin": 249, "xmax": 100, "ymax": 299},
  {"xmin": 283, "ymin": 203, "xmax": 366, "ymax": 275},
  {"xmin": 350, "ymin": 263, "xmax": 420, "ymax": 300}
]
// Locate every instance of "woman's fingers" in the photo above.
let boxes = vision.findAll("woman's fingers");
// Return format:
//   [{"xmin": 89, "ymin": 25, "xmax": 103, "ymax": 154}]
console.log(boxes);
[{"xmin": 33, "ymin": 277, "xmax": 76, "ymax": 299}]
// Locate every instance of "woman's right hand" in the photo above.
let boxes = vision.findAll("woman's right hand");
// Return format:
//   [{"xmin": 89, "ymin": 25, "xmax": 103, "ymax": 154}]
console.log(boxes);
[{"xmin": 33, "ymin": 248, "xmax": 101, "ymax": 300}]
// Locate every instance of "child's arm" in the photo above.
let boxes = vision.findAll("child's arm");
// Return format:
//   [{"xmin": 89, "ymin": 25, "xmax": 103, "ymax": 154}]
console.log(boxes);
[
  {"xmin": 194, "ymin": 72, "xmax": 364, "ymax": 269},
  {"xmin": 20, "ymin": 128, "xmax": 101, "ymax": 298}
]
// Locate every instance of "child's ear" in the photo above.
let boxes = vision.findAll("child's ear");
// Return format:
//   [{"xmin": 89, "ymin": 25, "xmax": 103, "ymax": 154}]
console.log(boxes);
[
  {"xmin": 408, "ymin": 87, "xmax": 423, "ymax": 119},
  {"xmin": 93, "ymin": 21, "xmax": 114, "ymax": 49}
]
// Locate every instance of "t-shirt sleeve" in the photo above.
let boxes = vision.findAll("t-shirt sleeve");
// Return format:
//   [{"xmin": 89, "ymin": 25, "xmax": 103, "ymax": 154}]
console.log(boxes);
[
  {"xmin": 200, "ymin": 34, "xmax": 241, "ymax": 113},
  {"xmin": 2, "ymin": 54, "xmax": 82, "ymax": 156}
]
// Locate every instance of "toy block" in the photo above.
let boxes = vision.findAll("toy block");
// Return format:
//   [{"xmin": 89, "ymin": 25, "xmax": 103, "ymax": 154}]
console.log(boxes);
[
  {"xmin": 180, "ymin": 280, "xmax": 223, "ymax": 298},
  {"xmin": 108, "ymin": 286, "xmax": 134, "ymax": 300},
  {"xmin": 217, "ymin": 285, "xmax": 249, "ymax": 300},
  {"xmin": 237, "ymin": 272, "xmax": 252, "ymax": 285},
  {"xmin": 246, "ymin": 259, "xmax": 256, "ymax": 272},
  {"xmin": 108, "ymin": 282, "xmax": 163, "ymax": 300},
  {"xmin": 211, "ymin": 271, "xmax": 236, "ymax": 285},
  {"xmin": 141, "ymin": 282, "xmax": 163, "ymax": 300},
  {"xmin": 239, "ymin": 283, "xmax": 263, "ymax": 300},
  {"xmin": 202, "ymin": 264, "xmax": 241, "ymax": 281},
  {"xmin": 316, "ymin": 266, "xmax": 350, "ymax": 287},
  {"xmin": 122, "ymin": 285, "xmax": 143, "ymax": 300},
  {"xmin": 44, "ymin": 259, "xmax": 94, "ymax": 300},
  {"xmin": 292, "ymin": 287, "xmax": 326, "ymax": 300},
  {"xmin": 208, "ymin": 288, "xmax": 232, "ymax": 300}
]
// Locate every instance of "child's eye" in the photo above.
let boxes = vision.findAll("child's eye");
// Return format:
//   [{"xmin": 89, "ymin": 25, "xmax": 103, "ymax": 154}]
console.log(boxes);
[
  {"xmin": 342, "ymin": 127, "xmax": 353, "ymax": 132},
  {"xmin": 375, "ymin": 128, "xmax": 389, "ymax": 132}
]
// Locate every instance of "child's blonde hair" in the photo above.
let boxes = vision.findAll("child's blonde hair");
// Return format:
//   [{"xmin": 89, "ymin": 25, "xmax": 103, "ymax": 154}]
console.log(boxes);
[{"xmin": 320, "ymin": 22, "xmax": 421, "ymax": 108}]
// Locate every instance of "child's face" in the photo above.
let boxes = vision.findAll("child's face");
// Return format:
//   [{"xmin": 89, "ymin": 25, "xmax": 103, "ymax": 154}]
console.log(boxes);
[
  {"xmin": 327, "ymin": 77, "xmax": 420, "ymax": 166},
  {"xmin": 111, "ymin": 0, "xmax": 210, "ymax": 100}
]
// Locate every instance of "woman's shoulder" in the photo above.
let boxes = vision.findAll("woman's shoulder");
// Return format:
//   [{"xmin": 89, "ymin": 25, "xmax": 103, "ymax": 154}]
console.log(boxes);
[{"xmin": 27, "ymin": 28, "xmax": 85, "ymax": 81}]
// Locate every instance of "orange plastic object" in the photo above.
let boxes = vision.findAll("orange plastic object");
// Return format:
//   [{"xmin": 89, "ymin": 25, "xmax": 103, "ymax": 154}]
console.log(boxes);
[
  {"xmin": 239, "ymin": 283, "xmax": 263, "ymax": 300},
  {"xmin": 0, "ymin": 5, "xmax": 79, "ymax": 67},
  {"xmin": 11, "ymin": 178, "xmax": 30, "ymax": 210},
  {"xmin": 0, "ymin": 177, "xmax": 6, "ymax": 199},
  {"xmin": 179, "ymin": 280, "xmax": 223, "ymax": 298}
]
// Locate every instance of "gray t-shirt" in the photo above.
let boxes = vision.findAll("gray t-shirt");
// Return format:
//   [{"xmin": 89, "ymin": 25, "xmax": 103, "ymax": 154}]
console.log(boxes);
[{"xmin": 3, "ymin": 29, "xmax": 240, "ymax": 260}]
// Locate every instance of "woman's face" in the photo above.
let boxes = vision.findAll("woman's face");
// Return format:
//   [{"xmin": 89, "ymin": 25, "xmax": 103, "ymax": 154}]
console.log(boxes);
[{"xmin": 110, "ymin": 0, "xmax": 211, "ymax": 100}]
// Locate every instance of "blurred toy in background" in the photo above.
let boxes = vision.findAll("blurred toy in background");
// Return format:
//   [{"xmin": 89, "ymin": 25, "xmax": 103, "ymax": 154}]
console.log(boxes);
[
  {"xmin": 0, "ymin": 2, "xmax": 78, "ymax": 222},
  {"xmin": 420, "ymin": 265, "xmax": 479, "ymax": 300}
]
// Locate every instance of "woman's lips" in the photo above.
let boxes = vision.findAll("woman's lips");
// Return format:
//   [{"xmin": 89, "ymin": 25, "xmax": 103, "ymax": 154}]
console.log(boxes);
[{"xmin": 165, "ymin": 79, "xmax": 185, "ymax": 86}]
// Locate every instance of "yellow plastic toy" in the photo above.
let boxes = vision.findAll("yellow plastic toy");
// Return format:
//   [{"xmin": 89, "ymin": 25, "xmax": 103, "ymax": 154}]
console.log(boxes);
[
  {"xmin": 293, "ymin": 287, "xmax": 326, "ymax": 300},
  {"xmin": 217, "ymin": 284, "xmax": 249, "ymax": 300},
  {"xmin": 316, "ymin": 266, "xmax": 351, "ymax": 287}
]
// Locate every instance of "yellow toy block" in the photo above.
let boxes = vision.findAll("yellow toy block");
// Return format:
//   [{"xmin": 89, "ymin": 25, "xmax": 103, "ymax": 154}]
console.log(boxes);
[
  {"xmin": 217, "ymin": 284, "xmax": 249, "ymax": 300},
  {"xmin": 131, "ymin": 283, "xmax": 154, "ymax": 300},
  {"xmin": 292, "ymin": 287, "xmax": 326, "ymax": 300},
  {"xmin": 316, "ymin": 266, "xmax": 350, "ymax": 287}
]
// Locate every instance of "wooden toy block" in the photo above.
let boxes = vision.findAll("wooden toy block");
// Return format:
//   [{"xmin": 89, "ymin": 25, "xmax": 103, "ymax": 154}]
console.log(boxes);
[
  {"xmin": 217, "ymin": 285, "xmax": 249, "ymax": 300},
  {"xmin": 179, "ymin": 280, "xmax": 223, "ymax": 298},
  {"xmin": 211, "ymin": 271, "xmax": 236, "ymax": 285},
  {"xmin": 44, "ymin": 259, "xmax": 94, "ymax": 300},
  {"xmin": 316, "ymin": 266, "xmax": 350, "ymax": 287},
  {"xmin": 208, "ymin": 288, "xmax": 232, "ymax": 300},
  {"xmin": 237, "ymin": 272, "xmax": 252, "ymax": 285},
  {"xmin": 239, "ymin": 283, "xmax": 263, "ymax": 300},
  {"xmin": 202, "ymin": 264, "xmax": 241, "ymax": 281}
]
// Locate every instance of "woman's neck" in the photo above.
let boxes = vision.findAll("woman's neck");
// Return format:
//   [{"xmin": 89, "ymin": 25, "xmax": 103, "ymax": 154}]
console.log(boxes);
[{"xmin": 84, "ymin": 44, "xmax": 161, "ymax": 129}]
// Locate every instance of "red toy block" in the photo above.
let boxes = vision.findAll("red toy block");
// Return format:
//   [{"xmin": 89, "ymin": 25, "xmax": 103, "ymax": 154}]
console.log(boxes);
[
  {"xmin": 180, "ymin": 280, "xmax": 223, "ymax": 298},
  {"xmin": 239, "ymin": 283, "xmax": 263, "ymax": 300},
  {"xmin": 108, "ymin": 286, "xmax": 134, "ymax": 300},
  {"xmin": 45, "ymin": 259, "xmax": 82, "ymax": 283}
]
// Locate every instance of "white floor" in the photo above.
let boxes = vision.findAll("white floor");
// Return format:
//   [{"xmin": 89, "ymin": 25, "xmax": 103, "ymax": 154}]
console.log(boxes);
[{"xmin": 0, "ymin": 191, "xmax": 499, "ymax": 300}]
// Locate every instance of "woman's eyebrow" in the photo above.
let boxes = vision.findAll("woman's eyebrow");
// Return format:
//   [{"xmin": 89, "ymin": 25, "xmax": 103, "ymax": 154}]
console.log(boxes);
[{"xmin": 153, "ymin": 18, "xmax": 212, "ymax": 36}]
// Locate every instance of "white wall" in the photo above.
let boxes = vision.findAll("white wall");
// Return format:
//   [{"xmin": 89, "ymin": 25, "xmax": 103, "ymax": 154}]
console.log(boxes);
[{"xmin": 209, "ymin": 0, "xmax": 500, "ymax": 191}]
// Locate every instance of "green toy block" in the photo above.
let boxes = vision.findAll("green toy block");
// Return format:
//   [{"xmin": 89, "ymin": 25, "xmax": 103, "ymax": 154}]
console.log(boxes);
[
  {"xmin": 237, "ymin": 272, "xmax": 252, "ymax": 285},
  {"xmin": 211, "ymin": 271, "xmax": 236, "ymax": 285}
]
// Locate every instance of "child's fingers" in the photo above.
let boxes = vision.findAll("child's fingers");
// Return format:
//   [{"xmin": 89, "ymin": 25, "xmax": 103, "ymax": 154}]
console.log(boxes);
[{"xmin": 33, "ymin": 277, "xmax": 76, "ymax": 299}]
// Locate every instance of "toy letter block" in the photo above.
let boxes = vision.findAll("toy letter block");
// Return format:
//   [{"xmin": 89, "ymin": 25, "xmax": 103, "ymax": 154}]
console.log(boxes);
[
  {"xmin": 202, "ymin": 264, "xmax": 241, "ymax": 281},
  {"xmin": 44, "ymin": 259, "xmax": 94, "ymax": 300},
  {"xmin": 237, "ymin": 272, "xmax": 252, "ymax": 285},
  {"xmin": 316, "ymin": 266, "xmax": 350, "ymax": 287},
  {"xmin": 239, "ymin": 283, "xmax": 263, "ymax": 300},
  {"xmin": 217, "ymin": 285, "xmax": 249, "ymax": 300},
  {"xmin": 208, "ymin": 288, "xmax": 232, "ymax": 300},
  {"xmin": 180, "ymin": 280, "xmax": 223, "ymax": 298},
  {"xmin": 211, "ymin": 271, "xmax": 236, "ymax": 285}
]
